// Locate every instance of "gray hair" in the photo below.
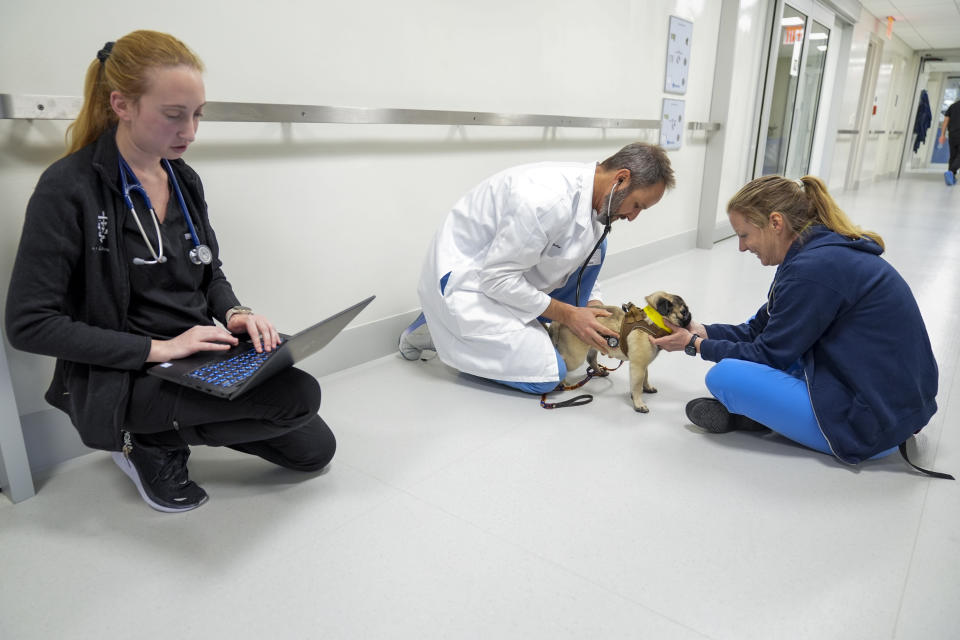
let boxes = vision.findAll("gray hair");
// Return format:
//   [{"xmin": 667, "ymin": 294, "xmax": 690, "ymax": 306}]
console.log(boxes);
[{"xmin": 599, "ymin": 142, "xmax": 675, "ymax": 190}]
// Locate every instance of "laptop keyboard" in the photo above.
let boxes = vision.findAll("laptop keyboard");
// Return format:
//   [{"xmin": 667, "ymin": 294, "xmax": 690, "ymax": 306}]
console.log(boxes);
[{"xmin": 187, "ymin": 348, "xmax": 272, "ymax": 388}]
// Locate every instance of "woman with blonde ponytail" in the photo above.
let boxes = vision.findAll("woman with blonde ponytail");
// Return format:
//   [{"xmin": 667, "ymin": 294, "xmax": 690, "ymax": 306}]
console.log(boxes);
[
  {"xmin": 67, "ymin": 32, "xmax": 204, "ymax": 155},
  {"xmin": 6, "ymin": 31, "xmax": 338, "ymax": 512},
  {"xmin": 652, "ymin": 175, "xmax": 946, "ymax": 478}
]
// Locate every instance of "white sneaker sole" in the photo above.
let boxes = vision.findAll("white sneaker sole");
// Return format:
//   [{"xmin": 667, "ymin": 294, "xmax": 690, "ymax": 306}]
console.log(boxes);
[{"xmin": 111, "ymin": 452, "xmax": 207, "ymax": 513}]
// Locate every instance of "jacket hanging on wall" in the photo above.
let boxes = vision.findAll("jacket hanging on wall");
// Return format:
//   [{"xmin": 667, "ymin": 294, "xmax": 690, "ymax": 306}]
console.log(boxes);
[{"xmin": 913, "ymin": 89, "xmax": 932, "ymax": 152}]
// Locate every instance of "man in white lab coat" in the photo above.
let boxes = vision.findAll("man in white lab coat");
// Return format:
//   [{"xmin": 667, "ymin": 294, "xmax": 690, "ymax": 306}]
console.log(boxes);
[{"xmin": 400, "ymin": 142, "xmax": 674, "ymax": 393}]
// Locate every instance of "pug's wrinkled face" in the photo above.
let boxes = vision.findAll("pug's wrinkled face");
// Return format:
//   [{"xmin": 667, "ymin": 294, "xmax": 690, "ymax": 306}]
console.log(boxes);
[{"xmin": 646, "ymin": 291, "xmax": 692, "ymax": 329}]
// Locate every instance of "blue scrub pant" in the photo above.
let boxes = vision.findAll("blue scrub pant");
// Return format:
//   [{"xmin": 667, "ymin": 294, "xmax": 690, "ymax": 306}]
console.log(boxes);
[
  {"xmin": 493, "ymin": 240, "xmax": 607, "ymax": 394},
  {"xmin": 705, "ymin": 359, "xmax": 897, "ymax": 459}
]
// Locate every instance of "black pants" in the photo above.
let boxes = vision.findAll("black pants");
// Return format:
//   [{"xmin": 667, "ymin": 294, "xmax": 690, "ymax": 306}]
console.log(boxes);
[
  {"xmin": 124, "ymin": 367, "xmax": 335, "ymax": 472},
  {"xmin": 949, "ymin": 135, "xmax": 960, "ymax": 175}
]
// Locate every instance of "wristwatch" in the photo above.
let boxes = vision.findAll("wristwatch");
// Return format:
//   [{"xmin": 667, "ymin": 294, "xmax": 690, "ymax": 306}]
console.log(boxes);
[
  {"xmin": 225, "ymin": 305, "xmax": 253, "ymax": 324},
  {"xmin": 684, "ymin": 334, "xmax": 700, "ymax": 356}
]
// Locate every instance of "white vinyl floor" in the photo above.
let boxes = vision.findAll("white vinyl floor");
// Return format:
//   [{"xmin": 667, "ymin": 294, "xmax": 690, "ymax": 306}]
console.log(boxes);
[{"xmin": 1, "ymin": 172, "xmax": 957, "ymax": 640}]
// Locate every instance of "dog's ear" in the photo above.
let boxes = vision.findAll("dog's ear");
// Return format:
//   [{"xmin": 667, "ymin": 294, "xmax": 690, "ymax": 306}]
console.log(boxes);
[
  {"xmin": 645, "ymin": 290, "xmax": 666, "ymax": 308},
  {"xmin": 656, "ymin": 297, "xmax": 673, "ymax": 316}
]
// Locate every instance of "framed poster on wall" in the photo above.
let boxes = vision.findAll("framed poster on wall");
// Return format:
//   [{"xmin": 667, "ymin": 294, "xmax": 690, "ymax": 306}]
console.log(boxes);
[
  {"xmin": 664, "ymin": 15, "xmax": 692, "ymax": 94},
  {"xmin": 660, "ymin": 98, "xmax": 685, "ymax": 149}
]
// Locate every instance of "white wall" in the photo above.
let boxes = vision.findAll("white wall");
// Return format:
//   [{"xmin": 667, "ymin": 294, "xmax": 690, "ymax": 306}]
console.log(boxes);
[
  {"xmin": 826, "ymin": 5, "xmax": 919, "ymax": 190},
  {"xmin": 863, "ymin": 32, "xmax": 918, "ymax": 180},
  {"xmin": 828, "ymin": 8, "xmax": 874, "ymax": 189},
  {"xmin": 2, "ymin": 0, "xmax": 732, "ymax": 468}
]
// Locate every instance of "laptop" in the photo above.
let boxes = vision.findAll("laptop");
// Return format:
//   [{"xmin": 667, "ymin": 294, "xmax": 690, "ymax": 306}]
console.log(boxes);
[{"xmin": 147, "ymin": 295, "xmax": 375, "ymax": 400}]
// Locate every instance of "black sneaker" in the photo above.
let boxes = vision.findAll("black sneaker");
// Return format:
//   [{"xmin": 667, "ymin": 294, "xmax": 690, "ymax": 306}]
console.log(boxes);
[
  {"xmin": 685, "ymin": 397, "xmax": 769, "ymax": 434},
  {"xmin": 112, "ymin": 433, "xmax": 208, "ymax": 512}
]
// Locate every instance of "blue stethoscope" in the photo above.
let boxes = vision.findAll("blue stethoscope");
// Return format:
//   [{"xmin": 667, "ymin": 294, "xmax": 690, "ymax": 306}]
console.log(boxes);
[{"xmin": 118, "ymin": 155, "xmax": 213, "ymax": 266}]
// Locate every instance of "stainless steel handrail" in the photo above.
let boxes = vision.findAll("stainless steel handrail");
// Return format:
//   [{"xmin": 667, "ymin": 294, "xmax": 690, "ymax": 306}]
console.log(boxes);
[
  {"xmin": 0, "ymin": 93, "xmax": 721, "ymax": 131},
  {"xmin": 837, "ymin": 129, "xmax": 904, "ymax": 136}
]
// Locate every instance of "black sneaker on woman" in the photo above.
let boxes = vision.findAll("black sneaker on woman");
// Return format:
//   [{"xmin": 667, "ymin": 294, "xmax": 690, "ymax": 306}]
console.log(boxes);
[
  {"xmin": 112, "ymin": 433, "xmax": 208, "ymax": 512},
  {"xmin": 685, "ymin": 397, "xmax": 769, "ymax": 434}
]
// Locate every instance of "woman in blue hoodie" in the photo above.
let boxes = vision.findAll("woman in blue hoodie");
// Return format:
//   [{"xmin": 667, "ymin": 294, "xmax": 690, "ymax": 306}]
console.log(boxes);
[{"xmin": 653, "ymin": 175, "xmax": 942, "ymax": 473}]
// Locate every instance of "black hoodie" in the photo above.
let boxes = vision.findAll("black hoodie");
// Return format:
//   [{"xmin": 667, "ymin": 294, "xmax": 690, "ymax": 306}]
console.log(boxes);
[{"xmin": 5, "ymin": 129, "xmax": 240, "ymax": 451}]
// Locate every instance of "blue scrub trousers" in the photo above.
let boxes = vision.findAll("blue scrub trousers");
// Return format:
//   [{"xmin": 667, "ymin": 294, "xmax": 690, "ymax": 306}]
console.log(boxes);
[
  {"xmin": 705, "ymin": 358, "xmax": 897, "ymax": 459},
  {"xmin": 493, "ymin": 240, "xmax": 607, "ymax": 394}
]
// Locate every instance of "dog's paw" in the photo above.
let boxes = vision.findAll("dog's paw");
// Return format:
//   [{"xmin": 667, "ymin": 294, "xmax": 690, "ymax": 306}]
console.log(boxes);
[
  {"xmin": 643, "ymin": 384, "xmax": 657, "ymax": 393},
  {"xmin": 634, "ymin": 404, "xmax": 650, "ymax": 413}
]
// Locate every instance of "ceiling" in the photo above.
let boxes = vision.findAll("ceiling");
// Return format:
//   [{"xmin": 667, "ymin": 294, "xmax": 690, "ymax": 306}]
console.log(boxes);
[{"xmin": 858, "ymin": 0, "xmax": 960, "ymax": 50}]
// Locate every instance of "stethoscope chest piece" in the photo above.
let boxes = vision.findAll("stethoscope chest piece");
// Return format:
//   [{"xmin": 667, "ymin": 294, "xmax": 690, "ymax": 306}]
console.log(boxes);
[{"xmin": 190, "ymin": 244, "xmax": 213, "ymax": 265}]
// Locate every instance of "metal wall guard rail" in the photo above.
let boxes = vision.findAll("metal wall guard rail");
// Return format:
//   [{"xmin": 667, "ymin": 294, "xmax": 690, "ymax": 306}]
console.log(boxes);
[
  {"xmin": 1, "ymin": 93, "xmax": 721, "ymax": 131},
  {"xmin": 836, "ymin": 129, "xmax": 906, "ymax": 135}
]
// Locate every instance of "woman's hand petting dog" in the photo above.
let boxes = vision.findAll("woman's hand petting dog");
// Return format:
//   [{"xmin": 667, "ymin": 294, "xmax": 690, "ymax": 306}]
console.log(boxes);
[{"xmin": 651, "ymin": 318, "xmax": 707, "ymax": 352}]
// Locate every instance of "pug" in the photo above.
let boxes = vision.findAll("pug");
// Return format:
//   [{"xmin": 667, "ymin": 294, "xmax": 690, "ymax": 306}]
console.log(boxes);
[{"xmin": 549, "ymin": 291, "xmax": 691, "ymax": 413}]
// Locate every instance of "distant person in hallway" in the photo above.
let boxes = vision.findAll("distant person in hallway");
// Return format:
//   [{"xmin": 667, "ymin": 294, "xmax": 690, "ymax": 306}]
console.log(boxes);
[
  {"xmin": 5, "ymin": 31, "xmax": 336, "ymax": 513},
  {"xmin": 652, "ymin": 175, "xmax": 944, "ymax": 474},
  {"xmin": 939, "ymin": 98, "xmax": 960, "ymax": 185},
  {"xmin": 399, "ymin": 143, "xmax": 674, "ymax": 394}
]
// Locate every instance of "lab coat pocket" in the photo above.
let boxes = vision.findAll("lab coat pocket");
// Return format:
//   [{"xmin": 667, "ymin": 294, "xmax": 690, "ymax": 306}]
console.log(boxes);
[
  {"xmin": 545, "ymin": 241, "xmax": 566, "ymax": 257},
  {"xmin": 445, "ymin": 288, "xmax": 524, "ymax": 338}
]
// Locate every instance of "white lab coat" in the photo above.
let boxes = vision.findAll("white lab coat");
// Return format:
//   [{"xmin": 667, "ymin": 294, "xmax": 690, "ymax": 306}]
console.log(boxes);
[{"xmin": 418, "ymin": 162, "xmax": 605, "ymax": 383}]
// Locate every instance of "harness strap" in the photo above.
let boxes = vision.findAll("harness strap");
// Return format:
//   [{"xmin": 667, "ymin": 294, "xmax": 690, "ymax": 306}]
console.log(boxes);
[
  {"xmin": 618, "ymin": 303, "xmax": 671, "ymax": 356},
  {"xmin": 898, "ymin": 441, "xmax": 955, "ymax": 480}
]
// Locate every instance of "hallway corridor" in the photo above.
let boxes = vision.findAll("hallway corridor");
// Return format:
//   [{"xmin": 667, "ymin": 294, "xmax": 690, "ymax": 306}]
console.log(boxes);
[{"xmin": 2, "ymin": 173, "xmax": 956, "ymax": 639}]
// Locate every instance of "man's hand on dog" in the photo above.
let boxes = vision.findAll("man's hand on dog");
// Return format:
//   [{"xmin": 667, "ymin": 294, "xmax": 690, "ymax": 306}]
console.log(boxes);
[{"xmin": 544, "ymin": 299, "xmax": 619, "ymax": 353}]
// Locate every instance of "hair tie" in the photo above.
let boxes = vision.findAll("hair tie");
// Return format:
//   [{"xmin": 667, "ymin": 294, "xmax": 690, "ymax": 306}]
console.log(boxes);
[{"xmin": 97, "ymin": 41, "xmax": 115, "ymax": 65}]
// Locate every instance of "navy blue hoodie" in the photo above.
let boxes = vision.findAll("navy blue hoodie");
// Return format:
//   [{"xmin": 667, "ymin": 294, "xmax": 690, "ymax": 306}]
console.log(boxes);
[{"xmin": 700, "ymin": 225, "xmax": 938, "ymax": 463}]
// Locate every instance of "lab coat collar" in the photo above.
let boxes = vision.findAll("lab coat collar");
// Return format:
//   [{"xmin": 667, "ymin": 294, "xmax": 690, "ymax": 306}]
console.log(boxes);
[{"xmin": 577, "ymin": 163, "xmax": 601, "ymax": 231}]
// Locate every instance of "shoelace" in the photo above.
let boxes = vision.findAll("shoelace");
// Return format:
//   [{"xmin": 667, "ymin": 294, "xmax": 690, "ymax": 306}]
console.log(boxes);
[{"xmin": 152, "ymin": 448, "xmax": 192, "ymax": 486}]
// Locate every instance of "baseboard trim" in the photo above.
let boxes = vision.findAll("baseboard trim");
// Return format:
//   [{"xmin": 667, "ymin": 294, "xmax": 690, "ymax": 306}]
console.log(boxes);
[{"xmin": 601, "ymin": 230, "xmax": 699, "ymax": 278}]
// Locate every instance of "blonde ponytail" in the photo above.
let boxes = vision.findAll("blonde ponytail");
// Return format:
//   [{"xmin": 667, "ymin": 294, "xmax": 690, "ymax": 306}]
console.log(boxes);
[
  {"xmin": 727, "ymin": 174, "xmax": 884, "ymax": 250},
  {"xmin": 799, "ymin": 176, "xmax": 884, "ymax": 250},
  {"xmin": 65, "ymin": 30, "xmax": 204, "ymax": 156}
]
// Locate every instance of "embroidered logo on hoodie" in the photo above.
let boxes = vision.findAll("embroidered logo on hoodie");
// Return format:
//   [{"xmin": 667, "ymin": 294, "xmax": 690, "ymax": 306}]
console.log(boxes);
[{"xmin": 94, "ymin": 211, "xmax": 109, "ymax": 252}]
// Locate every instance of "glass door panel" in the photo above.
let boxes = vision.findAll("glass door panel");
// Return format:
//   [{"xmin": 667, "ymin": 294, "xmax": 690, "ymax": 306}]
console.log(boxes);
[
  {"xmin": 755, "ymin": 1, "xmax": 834, "ymax": 178},
  {"xmin": 762, "ymin": 4, "xmax": 806, "ymax": 175},
  {"xmin": 786, "ymin": 19, "xmax": 829, "ymax": 177}
]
